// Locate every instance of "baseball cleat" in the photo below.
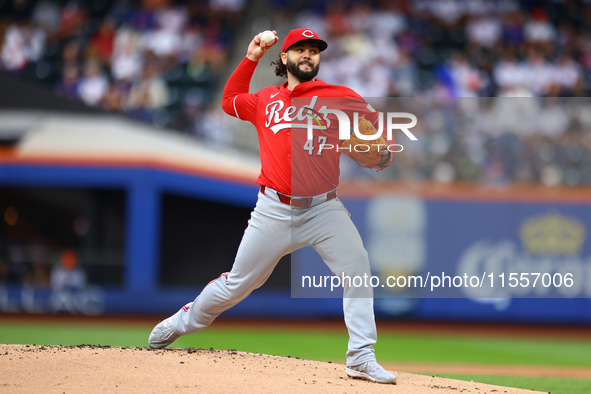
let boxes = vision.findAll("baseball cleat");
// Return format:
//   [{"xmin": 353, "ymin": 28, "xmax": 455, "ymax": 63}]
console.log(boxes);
[
  {"xmin": 346, "ymin": 360, "xmax": 397, "ymax": 384},
  {"xmin": 148, "ymin": 316, "xmax": 179, "ymax": 349}
]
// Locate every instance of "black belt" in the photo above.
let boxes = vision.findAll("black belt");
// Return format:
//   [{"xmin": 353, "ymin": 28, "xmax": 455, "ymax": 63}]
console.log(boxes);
[{"xmin": 260, "ymin": 186, "xmax": 337, "ymax": 208}]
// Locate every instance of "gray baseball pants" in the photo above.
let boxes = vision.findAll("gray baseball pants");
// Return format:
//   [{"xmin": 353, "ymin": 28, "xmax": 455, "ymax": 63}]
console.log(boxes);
[{"xmin": 171, "ymin": 187, "xmax": 377, "ymax": 366}]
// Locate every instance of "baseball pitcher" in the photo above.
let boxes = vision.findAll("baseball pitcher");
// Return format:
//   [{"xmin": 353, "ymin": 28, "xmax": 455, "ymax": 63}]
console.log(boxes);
[{"xmin": 149, "ymin": 28, "xmax": 396, "ymax": 384}]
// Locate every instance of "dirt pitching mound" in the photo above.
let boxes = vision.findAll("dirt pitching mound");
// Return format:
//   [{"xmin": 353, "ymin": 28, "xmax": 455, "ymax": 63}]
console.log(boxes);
[{"xmin": 0, "ymin": 344, "xmax": 543, "ymax": 393}]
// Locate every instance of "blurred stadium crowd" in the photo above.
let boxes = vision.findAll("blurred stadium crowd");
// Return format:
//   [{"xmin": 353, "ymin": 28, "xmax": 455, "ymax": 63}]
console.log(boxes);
[
  {"xmin": 1, "ymin": 0, "xmax": 591, "ymax": 186},
  {"xmin": 0, "ymin": 0, "xmax": 242, "ymax": 130}
]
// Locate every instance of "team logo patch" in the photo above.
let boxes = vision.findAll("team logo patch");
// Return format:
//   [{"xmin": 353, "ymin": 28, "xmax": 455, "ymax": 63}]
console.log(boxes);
[{"xmin": 302, "ymin": 30, "xmax": 315, "ymax": 38}]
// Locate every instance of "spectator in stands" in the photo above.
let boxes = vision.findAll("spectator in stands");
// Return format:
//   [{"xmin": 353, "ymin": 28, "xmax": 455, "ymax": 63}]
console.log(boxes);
[
  {"xmin": 87, "ymin": 18, "xmax": 116, "ymax": 67},
  {"xmin": 196, "ymin": 107, "xmax": 231, "ymax": 146},
  {"xmin": 77, "ymin": 58, "xmax": 109, "ymax": 106},
  {"xmin": 447, "ymin": 52, "xmax": 485, "ymax": 96},
  {"xmin": 502, "ymin": 9, "xmax": 525, "ymax": 54},
  {"xmin": 125, "ymin": 59, "xmax": 169, "ymax": 123},
  {"xmin": 0, "ymin": 20, "xmax": 46, "ymax": 74},
  {"xmin": 178, "ymin": 22, "xmax": 204, "ymax": 64},
  {"xmin": 493, "ymin": 50, "xmax": 526, "ymax": 94},
  {"xmin": 50, "ymin": 249, "xmax": 86, "ymax": 291},
  {"xmin": 369, "ymin": 1, "xmax": 406, "ymax": 41},
  {"xmin": 61, "ymin": 38, "xmax": 83, "ymax": 65},
  {"xmin": 125, "ymin": 0, "xmax": 158, "ymax": 31},
  {"xmin": 31, "ymin": 0, "xmax": 61, "ymax": 38},
  {"xmin": 52, "ymin": 0, "xmax": 88, "ymax": 41},
  {"xmin": 209, "ymin": 0, "xmax": 245, "ymax": 13},
  {"xmin": 522, "ymin": 48, "xmax": 554, "ymax": 96},
  {"xmin": 389, "ymin": 49, "xmax": 417, "ymax": 96},
  {"xmin": 110, "ymin": 27, "xmax": 143, "ymax": 82},
  {"xmin": 466, "ymin": 14, "xmax": 502, "ymax": 50},
  {"xmin": 553, "ymin": 52, "xmax": 584, "ymax": 96},
  {"xmin": 102, "ymin": 79, "xmax": 130, "ymax": 113},
  {"xmin": 142, "ymin": 3, "xmax": 187, "ymax": 70},
  {"xmin": 176, "ymin": 88, "xmax": 204, "ymax": 134},
  {"xmin": 426, "ymin": 0, "xmax": 463, "ymax": 27},
  {"xmin": 194, "ymin": 20, "xmax": 230, "ymax": 74},
  {"xmin": 54, "ymin": 61, "xmax": 80, "ymax": 100},
  {"xmin": 523, "ymin": 7, "xmax": 556, "ymax": 54}
]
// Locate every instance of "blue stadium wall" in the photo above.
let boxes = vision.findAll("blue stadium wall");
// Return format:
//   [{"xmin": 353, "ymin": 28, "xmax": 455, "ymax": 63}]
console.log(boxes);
[{"xmin": 1, "ymin": 161, "xmax": 590, "ymax": 324}]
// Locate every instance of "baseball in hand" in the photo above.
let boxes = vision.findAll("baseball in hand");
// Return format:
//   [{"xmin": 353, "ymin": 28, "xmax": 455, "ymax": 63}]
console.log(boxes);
[{"xmin": 260, "ymin": 30, "xmax": 275, "ymax": 45}]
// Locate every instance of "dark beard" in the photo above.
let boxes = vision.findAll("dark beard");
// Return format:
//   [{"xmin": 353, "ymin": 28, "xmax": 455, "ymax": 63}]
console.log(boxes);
[{"xmin": 286, "ymin": 57, "xmax": 319, "ymax": 82}]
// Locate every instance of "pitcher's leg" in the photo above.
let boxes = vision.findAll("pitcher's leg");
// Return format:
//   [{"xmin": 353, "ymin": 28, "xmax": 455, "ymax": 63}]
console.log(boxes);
[
  {"xmin": 174, "ymin": 213, "xmax": 291, "ymax": 334},
  {"xmin": 342, "ymin": 297, "xmax": 376, "ymax": 365},
  {"xmin": 154, "ymin": 190, "xmax": 292, "ymax": 337},
  {"xmin": 308, "ymin": 201, "xmax": 377, "ymax": 366}
]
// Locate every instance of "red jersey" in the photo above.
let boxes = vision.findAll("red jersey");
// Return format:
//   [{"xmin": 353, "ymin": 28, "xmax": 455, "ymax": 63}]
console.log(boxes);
[{"xmin": 222, "ymin": 57, "xmax": 378, "ymax": 196}]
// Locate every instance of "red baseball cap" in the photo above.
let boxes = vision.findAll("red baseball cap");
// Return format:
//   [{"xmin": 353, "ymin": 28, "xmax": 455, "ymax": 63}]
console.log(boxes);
[{"xmin": 282, "ymin": 28, "xmax": 328, "ymax": 53}]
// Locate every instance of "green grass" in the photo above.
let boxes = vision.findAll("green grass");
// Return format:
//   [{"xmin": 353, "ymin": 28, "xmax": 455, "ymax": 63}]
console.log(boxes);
[
  {"xmin": 428, "ymin": 374, "xmax": 591, "ymax": 394},
  {"xmin": 2, "ymin": 320, "xmax": 591, "ymax": 393},
  {"xmin": 2, "ymin": 322, "xmax": 591, "ymax": 367},
  {"xmin": 172, "ymin": 327, "xmax": 591, "ymax": 368},
  {"xmin": 373, "ymin": 333, "xmax": 591, "ymax": 367},
  {"xmin": 0, "ymin": 323, "xmax": 151, "ymax": 347}
]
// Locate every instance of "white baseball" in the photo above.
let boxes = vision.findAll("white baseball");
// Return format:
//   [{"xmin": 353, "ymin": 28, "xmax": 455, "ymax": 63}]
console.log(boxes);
[{"xmin": 260, "ymin": 30, "xmax": 275, "ymax": 45}]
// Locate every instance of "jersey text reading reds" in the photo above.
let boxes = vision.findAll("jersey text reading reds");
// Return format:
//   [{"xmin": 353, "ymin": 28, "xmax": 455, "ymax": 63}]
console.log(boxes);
[{"xmin": 265, "ymin": 96, "xmax": 330, "ymax": 134}]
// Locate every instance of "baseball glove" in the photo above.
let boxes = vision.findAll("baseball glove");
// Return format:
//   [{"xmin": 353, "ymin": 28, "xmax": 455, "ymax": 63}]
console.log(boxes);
[{"xmin": 341, "ymin": 115, "xmax": 391, "ymax": 170}]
